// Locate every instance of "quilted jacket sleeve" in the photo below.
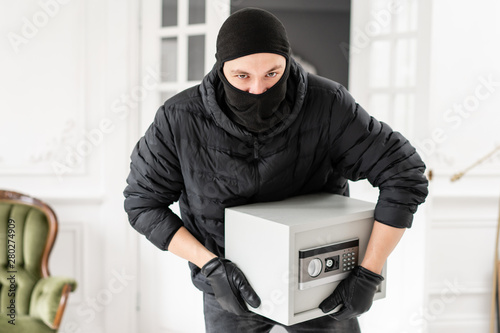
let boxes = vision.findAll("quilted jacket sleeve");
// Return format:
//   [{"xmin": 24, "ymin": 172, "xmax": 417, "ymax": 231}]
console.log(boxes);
[
  {"xmin": 123, "ymin": 105, "xmax": 184, "ymax": 250},
  {"xmin": 330, "ymin": 86, "xmax": 428, "ymax": 228}
]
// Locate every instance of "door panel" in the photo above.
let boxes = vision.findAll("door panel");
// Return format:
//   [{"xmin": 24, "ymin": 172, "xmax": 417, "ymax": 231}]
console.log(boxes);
[
  {"xmin": 138, "ymin": 1, "xmax": 229, "ymax": 332},
  {"xmin": 348, "ymin": 1, "xmax": 430, "ymax": 332}
]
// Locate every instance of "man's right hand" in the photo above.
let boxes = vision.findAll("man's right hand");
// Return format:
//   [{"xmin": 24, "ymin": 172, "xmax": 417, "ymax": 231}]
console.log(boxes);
[{"xmin": 201, "ymin": 257, "xmax": 261, "ymax": 315}]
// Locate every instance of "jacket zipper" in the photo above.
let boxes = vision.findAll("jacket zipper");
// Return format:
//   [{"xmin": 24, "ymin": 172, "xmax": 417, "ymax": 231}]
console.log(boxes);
[
  {"xmin": 253, "ymin": 137, "xmax": 260, "ymax": 195},
  {"xmin": 253, "ymin": 137, "xmax": 259, "ymax": 159}
]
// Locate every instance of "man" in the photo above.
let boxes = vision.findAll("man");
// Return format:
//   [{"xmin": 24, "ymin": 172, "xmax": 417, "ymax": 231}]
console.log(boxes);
[{"xmin": 124, "ymin": 7, "xmax": 428, "ymax": 333}]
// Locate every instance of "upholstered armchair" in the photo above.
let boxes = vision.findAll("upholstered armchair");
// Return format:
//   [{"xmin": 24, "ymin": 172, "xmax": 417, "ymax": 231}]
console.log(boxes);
[{"xmin": 0, "ymin": 190, "xmax": 77, "ymax": 332}]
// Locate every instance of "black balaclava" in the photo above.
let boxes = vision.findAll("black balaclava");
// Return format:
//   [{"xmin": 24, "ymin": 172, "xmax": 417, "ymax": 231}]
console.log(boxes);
[{"xmin": 216, "ymin": 8, "xmax": 291, "ymax": 133}]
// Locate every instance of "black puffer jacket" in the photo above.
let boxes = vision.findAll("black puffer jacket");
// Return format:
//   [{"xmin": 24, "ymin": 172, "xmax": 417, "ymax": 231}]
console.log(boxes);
[{"xmin": 124, "ymin": 59, "xmax": 428, "ymax": 290}]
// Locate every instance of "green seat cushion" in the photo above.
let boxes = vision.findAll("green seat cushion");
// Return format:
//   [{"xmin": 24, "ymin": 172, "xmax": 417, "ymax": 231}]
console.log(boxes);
[{"xmin": 0, "ymin": 202, "xmax": 49, "ymax": 315}]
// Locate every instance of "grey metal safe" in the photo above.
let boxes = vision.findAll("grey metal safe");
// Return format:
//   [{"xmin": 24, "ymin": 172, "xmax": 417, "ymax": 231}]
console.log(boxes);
[{"xmin": 225, "ymin": 193, "xmax": 386, "ymax": 325}]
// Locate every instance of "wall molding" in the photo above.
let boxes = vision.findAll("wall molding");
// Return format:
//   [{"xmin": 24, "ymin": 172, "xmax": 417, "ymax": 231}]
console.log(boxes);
[{"xmin": 51, "ymin": 221, "xmax": 85, "ymax": 304}]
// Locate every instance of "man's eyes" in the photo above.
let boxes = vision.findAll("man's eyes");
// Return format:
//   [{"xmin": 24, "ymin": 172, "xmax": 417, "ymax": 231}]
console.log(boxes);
[{"xmin": 235, "ymin": 72, "xmax": 278, "ymax": 79}]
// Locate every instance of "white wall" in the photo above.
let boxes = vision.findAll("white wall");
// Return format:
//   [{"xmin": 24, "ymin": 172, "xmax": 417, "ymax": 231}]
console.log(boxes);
[
  {"xmin": 1, "ymin": 1, "xmax": 139, "ymax": 332},
  {"xmin": 421, "ymin": 0, "xmax": 500, "ymax": 332}
]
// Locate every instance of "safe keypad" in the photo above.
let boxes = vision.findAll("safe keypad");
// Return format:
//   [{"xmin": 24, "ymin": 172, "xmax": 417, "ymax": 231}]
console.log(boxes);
[{"xmin": 342, "ymin": 252, "xmax": 357, "ymax": 271}]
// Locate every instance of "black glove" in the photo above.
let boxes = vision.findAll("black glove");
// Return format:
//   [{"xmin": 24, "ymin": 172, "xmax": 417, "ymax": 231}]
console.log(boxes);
[
  {"xmin": 319, "ymin": 265, "xmax": 383, "ymax": 320},
  {"xmin": 201, "ymin": 257, "xmax": 261, "ymax": 315}
]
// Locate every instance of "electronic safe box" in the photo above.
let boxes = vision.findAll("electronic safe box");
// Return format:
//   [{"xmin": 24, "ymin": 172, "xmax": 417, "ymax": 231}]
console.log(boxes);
[{"xmin": 225, "ymin": 193, "xmax": 386, "ymax": 325}]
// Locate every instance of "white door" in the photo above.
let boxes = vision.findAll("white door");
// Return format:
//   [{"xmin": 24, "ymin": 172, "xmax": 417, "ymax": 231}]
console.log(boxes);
[
  {"xmin": 137, "ymin": 1, "xmax": 229, "ymax": 332},
  {"xmin": 1, "ymin": 1, "xmax": 141, "ymax": 333},
  {"xmin": 348, "ymin": 1, "xmax": 431, "ymax": 332}
]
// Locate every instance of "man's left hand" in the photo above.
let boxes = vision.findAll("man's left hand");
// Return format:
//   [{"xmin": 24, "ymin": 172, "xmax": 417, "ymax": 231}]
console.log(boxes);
[{"xmin": 319, "ymin": 265, "xmax": 384, "ymax": 320}]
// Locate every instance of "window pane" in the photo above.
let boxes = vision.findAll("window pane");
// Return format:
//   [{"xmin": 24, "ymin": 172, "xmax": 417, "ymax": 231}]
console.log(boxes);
[
  {"xmin": 189, "ymin": 0, "xmax": 205, "ymax": 24},
  {"xmin": 162, "ymin": 0, "xmax": 178, "ymax": 27},
  {"xmin": 370, "ymin": 0, "xmax": 393, "ymax": 35},
  {"xmin": 188, "ymin": 35, "xmax": 205, "ymax": 81},
  {"xmin": 394, "ymin": 38, "xmax": 416, "ymax": 87},
  {"xmin": 394, "ymin": 93, "xmax": 415, "ymax": 135},
  {"xmin": 369, "ymin": 40, "xmax": 391, "ymax": 88},
  {"xmin": 395, "ymin": 0, "xmax": 418, "ymax": 33},
  {"xmin": 409, "ymin": 0, "xmax": 418, "ymax": 31},
  {"xmin": 369, "ymin": 93, "xmax": 391, "ymax": 122},
  {"xmin": 161, "ymin": 37, "xmax": 177, "ymax": 82}
]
